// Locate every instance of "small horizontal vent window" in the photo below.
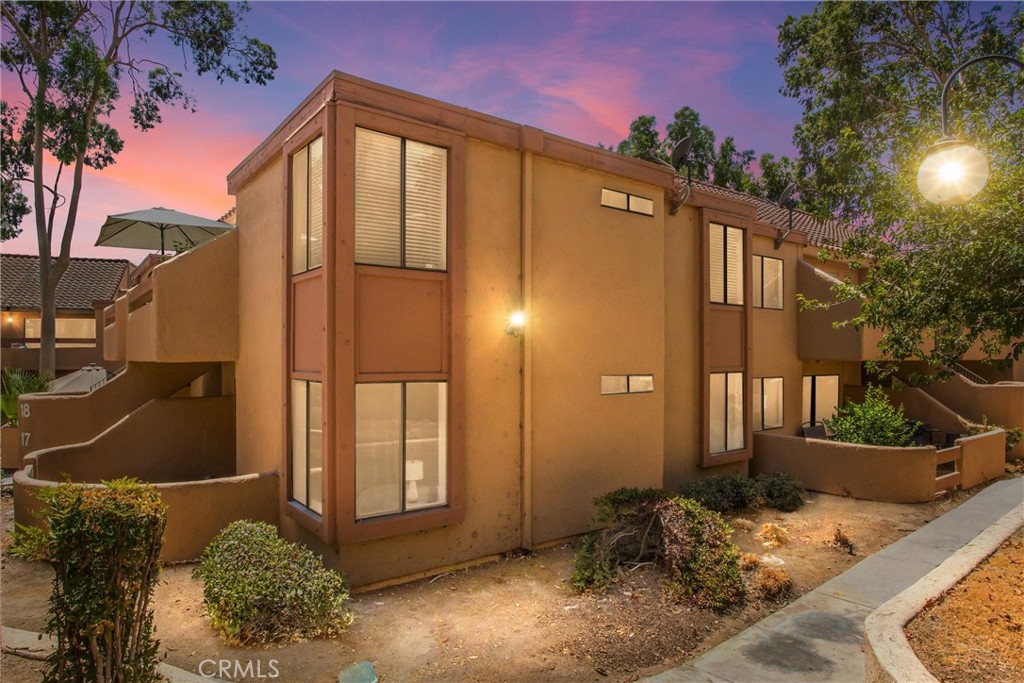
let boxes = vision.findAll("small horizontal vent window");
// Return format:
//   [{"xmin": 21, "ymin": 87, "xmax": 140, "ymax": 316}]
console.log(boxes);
[
  {"xmin": 601, "ymin": 374, "xmax": 655, "ymax": 395},
  {"xmin": 601, "ymin": 189, "xmax": 655, "ymax": 217}
]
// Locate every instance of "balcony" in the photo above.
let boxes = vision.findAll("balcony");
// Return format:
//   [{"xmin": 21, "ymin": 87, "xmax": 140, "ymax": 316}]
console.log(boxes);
[
  {"xmin": 124, "ymin": 231, "xmax": 238, "ymax": 362},
  {"xmin": 797, "ymin": 261, "xmax": 884, "ymax": 362}
]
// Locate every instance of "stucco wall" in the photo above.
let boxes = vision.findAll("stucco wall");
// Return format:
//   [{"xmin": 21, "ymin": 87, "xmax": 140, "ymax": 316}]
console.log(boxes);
[
  {"xmin": 796, "ymin": 260, "xmax": 883, "ymax": 362},
  {"xmin": 752, "ymin": 432, "xmax": 939, "ymax": 503},
  {"xmin": 1, "ymin": 425, "xmax": 20, "ymax": 469},
  {"xmin": 32, "ymin": 396, "xmax": 234, "ymax": 484},
  {"xmin": 918, "ymin": 374, "xmax": 1024, "ymax": 458},
  {"xmin": 13, "ymin": 469, "xmax": 278, "ymax": 563},
  {"xmin": 528, "ymin": 155, "xmax": 665, "ymax": 543}
]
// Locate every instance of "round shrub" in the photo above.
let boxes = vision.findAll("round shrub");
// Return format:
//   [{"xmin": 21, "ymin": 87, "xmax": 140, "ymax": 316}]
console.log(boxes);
[
  {"xmin": 193, "ymin": 521, "xmax": 354, "ymax": 645},
  {"xmin": 824, "ymin": 385, "xmax": 918, "ymax": 447},
  {"xmin": 755, "ymin": 472, "xmax": 805, "ymax": 512}
]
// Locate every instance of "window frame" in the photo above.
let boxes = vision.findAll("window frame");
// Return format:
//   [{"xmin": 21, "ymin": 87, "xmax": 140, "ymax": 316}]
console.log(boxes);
[
  {"xmin": 753, "ymin": 376, "xmax": 785, "ymax": 431},
  {"xmin": 752, "ymin": 255, "xmax": 784, "ymax": 310},
  {"xmin": 290, "ymin": 136, "xmax": 324, "ymax": 275},
  {"xmin": 600, "ymin": 374, "xmax": 655, "ymax": 395},
  {"xmin": 354, "ymin": 127, "xmax": 449, "ymax": 272},
  {"xmin": 709, "ymin": 371, "xmax": 745, "ymax": 454},
  {"xmin": 802, "ymin": 374, "xmax": 841, "ymax": 426},
  {"xmin": 709, "ymin": 223, "xmax": 745, "ymax": 306},
  {"xmin": 600, "ymin": 188, "xmax": 656, "ymax": 217},
  {"xmin": 289, "ymin": 379, "xmax": 324, "ymax": 515}
]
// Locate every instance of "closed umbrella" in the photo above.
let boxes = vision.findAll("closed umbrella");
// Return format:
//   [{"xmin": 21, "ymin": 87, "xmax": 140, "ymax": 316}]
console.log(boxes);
[{"xmin": 94, "ymin": 207, "xmax": 234, "ymax": 254}]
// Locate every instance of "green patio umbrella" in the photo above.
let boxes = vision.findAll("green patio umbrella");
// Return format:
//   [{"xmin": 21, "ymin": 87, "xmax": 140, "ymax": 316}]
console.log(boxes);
[{"xmin": 94, "ymin": 207, "xmax": 234, "ymax": 254}]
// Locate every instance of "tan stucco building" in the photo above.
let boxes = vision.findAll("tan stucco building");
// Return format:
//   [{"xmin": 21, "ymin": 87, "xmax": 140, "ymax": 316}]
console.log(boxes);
[{"xmin": 11, "ymin": 72, "xmax": 1019, "ymax": 585}]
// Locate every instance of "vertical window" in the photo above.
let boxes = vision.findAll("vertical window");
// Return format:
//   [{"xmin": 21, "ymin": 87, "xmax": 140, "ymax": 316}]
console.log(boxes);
[
  {"xmin": 802, "ymin": 375, "xmax": 840, "ymax": 425},
  {"xmin": 355, "ymin": 382, "xmax": 448, "ymax": 520},
  {"xmin": 710, "ymin": 372, "xmax": 744, "ymax": 453},
  {"xmin": 355, "ymin": 128, "xmax": 447, "ymax": 271},
  {"xmin": 753, "ymin": 377, "xmax": 784, "ymax": 431},
  {"xmin": 290, "ymin": 380, "xmax": 323, "ymax": 514},
  {"xmin": 710, "ymin": 223, "xmax": 744, "ymax": 305},
  {"xmin": 753, "ymin": 256, "xmax": 783, "ymax": 309},
  {"xmin": 291, "ymin": 137, "xmax": 323, "ymax": 274}
]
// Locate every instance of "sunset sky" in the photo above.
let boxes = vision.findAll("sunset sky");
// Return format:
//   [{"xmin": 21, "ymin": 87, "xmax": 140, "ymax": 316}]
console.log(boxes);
[{"xmin": 5, "ymin": 0, "xmax": 820, "ymax": 262}]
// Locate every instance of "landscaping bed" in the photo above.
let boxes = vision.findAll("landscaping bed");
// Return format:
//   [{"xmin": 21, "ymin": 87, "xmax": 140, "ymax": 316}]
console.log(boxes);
[
  {"xmin": 1, "ymin": 489, "xmax": 973, "ymax": 683},
  {"xmin": 905, "ymin": 528, "xmax": 1024, "ymax": 683}
]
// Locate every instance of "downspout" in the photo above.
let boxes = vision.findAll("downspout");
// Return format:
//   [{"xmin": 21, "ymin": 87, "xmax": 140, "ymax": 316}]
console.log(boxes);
[{"xmin": 520, "ymin": 149, "xmax": 534, "ymax": 551}]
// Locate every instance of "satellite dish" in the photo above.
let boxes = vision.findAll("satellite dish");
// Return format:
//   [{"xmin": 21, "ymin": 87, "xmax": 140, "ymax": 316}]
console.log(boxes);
[
  {"xmin": 670, "ymin": 136, "xmax": 694, "ymax": 172},
  {"xmin": 778, "ymin": 182, "xmax": 798, "ymax": 207}
]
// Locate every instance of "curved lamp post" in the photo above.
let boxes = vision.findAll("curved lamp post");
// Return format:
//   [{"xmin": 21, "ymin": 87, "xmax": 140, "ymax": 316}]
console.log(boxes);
[{"xmin": 917, "ymin": 54, "xmax": 1023, "ymax": 205}]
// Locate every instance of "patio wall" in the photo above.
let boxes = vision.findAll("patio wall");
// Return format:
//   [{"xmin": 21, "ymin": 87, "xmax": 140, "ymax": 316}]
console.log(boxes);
[
  {"xmin": 916, "ymin": 373, "xmax": 1024, "ymax": 459},
  {"xmin": 13, "ymin": 468, "xmax": 279, "ymax": 562},
  {"xmin": 751, "ymin": 429, "xmax": 1005, "ymax": 503}
]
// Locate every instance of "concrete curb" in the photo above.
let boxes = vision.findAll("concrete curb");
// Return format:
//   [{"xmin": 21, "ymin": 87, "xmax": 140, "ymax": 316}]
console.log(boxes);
[
  {"xmin": 1, "ymin": 626, "xmax": 224, "ymax": 682},
  {"xmin": 863, "ymin": 501, "xmax": 1024, "ymax": 683}
]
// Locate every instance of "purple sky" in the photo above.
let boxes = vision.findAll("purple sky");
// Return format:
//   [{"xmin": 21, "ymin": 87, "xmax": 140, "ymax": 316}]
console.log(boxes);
[{"xmin": 5, "ymin": 1, "xmax": 818, "ymax": 262}]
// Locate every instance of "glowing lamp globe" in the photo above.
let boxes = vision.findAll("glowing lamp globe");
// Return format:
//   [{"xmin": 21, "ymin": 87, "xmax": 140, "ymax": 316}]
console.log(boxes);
[{"xmin": 917, "ymin": 138, "xmax": 989, "ymax": 205}]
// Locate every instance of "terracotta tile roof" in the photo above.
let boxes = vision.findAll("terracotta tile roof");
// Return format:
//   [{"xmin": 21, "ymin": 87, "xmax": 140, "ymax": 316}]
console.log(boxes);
[
  {"xmin": 686, "ymin": 179, "xmax": 854, "ymax": 248},
  {"xmin": 1, "ymin": 253, "xmax": 130, "ymax": 311}
]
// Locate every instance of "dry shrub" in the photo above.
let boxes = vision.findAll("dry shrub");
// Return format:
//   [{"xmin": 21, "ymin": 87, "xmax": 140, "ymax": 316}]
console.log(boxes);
[
  {"xmin": 827, "ymin": 526, "xmax": 856, "ymax": 555},
  {"xmin": 750, "ymin": 566, "xmax": 793, "ymax": 601},
  {"xmin": 739, "ymin": 552, "xmax": 761, "ymax": 571},
  {"xmin": 757, "ymin": 523, "xmax": 789, "ymax": 548},
  {"xmin": 732, "ymin": 518, "xmax": 755, "ymax": 532}
]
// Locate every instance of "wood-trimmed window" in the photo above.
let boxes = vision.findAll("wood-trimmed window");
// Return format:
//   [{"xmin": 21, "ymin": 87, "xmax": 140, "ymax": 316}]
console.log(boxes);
[
  {"xmin": 753, "ymin": 255, "xmax": 783, "ymax": 309},
  {"xmin": 802, "ymin": 374, "xmax": 840, "ymax": 426},
  {"xmin": 753, "ymin": 377, "xmax": 784, "ymax": 431},
  {"xmin": 290, "ymin": 379, "xmax": 323, "ymax": 514},
  {"xmin": 291, "ymin": 136, "xmax": 324, "ymax": 274},
  {"xmin": 710, "ymin": 371, "xmax": 744, "ymax": 453},
  {"xmin": 710, "ymin": 223, "xmax": 744, "ymax": 305}
]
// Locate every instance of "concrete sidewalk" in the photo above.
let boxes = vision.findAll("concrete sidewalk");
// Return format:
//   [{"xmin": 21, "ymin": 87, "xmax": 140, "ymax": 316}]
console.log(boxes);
[{"xmin": 643, "ymin": 477, "xmax": 1024, "ymax": 683}]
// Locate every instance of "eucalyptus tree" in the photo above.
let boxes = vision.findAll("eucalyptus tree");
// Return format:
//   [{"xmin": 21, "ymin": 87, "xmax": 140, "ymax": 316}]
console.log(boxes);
[{"xmin": 1, "ymin": 1, "xmax": 276, "ymax": 374}]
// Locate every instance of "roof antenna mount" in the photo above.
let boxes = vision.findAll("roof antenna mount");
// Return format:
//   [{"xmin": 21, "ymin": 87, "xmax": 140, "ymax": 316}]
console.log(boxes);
[
  {"xmin": 669, "ymin": 136, "xmax": 694, "ymax": 215},
  {"xmin": 774, "ymin": 182, "xmax": 798, "ymax": 249}
]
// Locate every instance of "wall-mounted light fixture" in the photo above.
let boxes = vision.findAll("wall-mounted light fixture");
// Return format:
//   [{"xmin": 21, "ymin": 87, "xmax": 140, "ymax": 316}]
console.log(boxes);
[
  {"xmin": 917, "ymin": 54, "xmax": 1023, "ymax": 205},
  {"xmin": 506, "ymin": 310, "xmax": 526, "ymax": 337}
]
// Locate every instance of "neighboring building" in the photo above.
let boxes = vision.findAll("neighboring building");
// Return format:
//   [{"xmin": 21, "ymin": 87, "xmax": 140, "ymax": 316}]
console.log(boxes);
[
  {"xmin": 1, "ymin": 254, "xmax": 130, "ymax": 374},
  {"xmin": 12, "ymin": 72, "xmax": 1018, "ymax": 583}
]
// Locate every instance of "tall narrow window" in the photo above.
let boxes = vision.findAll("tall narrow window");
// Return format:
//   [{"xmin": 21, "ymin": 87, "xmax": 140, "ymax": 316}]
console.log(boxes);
[
  {"xmin": 753, "ymin": 255, "xmax": 783, "ymax": 309},
  {"xmin": 710, "ymin": 372, "xmax": 744, "ymax": 453},
  {"xmin": 709, "ymin": 223, "xmax": 744, "ymax": 305},
  {"xmin": 290, "ymin": 380, "xmax": 323, "ymax": 514},
  {"xmin": 802, "ymin": 375, "xmax": 840, "ymax": 426},
  {"xmin": 355, "ymin": 128, "xmax": 447, "ymax": 271},
  {"xmin": 753, "ymin": 377, "xmax": 784, "ymax": 431},
  {"xmin": 291, "ymin": 137, "xmax": 323, "ymax": 274},
  {"xmin": 355, "ymin": 382, "xmax": 448, "ymax": 520}
]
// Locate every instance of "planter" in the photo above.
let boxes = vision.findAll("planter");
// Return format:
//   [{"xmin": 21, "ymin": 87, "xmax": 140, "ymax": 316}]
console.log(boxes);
[{"xmin": 1, "ymin": 424, "xmax": 22, "ymax": 469}]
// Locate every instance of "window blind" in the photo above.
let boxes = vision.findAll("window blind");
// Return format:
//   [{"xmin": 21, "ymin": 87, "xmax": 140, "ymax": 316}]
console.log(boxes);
[
  {"xmin": 404, "ymin": 140, "xmax": 447, "ymax": 270},
  {"xmin": 355, "ymin": 129, "xmax": 402, "ymax": 267},
  {"xmin": 308, "ymin": 137, "xmax": 324, "ymax": 270},
  {"xmin": 710, "ymin": 224, "xmax": 725, "ymax": 303}
]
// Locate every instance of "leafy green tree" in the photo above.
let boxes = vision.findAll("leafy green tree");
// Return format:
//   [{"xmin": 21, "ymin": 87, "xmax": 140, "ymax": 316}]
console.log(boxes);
[
  {"xmin": 1, "ymin": 1, "xmax": 276, "ymax": 374},
  {"xmin": 665, "ymin": 106, "xmax": 716, "ymax": 181},
  {"xmin": 712, "ymin": 136, "xmax": 757, "ymax": 193},
  {"xmin": 1, "ymin": 101, "xmax": 30, "ymax": 240},
  {"xmin": 615, "ymin": 114, "xmax": 665, "ymax": 163},
  {"xmin": 756, "ymin": 152, "xmax": 798, "ymax": 202},
  {"xmin": 778, "ymin": 1, "xmax": 1023, "ymax": 373}
]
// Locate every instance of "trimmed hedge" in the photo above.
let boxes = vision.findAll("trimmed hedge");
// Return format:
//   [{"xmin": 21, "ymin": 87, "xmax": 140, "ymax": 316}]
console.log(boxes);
[
  {"xmin": 680, "ymin": 472, "xmax": 805, "ymax": 513},
  {"xmin": 193, "ymin": 521, "xmax": 354, "ymax": 645}
]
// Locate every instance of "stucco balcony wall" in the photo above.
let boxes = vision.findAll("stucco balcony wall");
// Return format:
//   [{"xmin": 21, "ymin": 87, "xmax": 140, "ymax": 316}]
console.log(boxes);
[
  {"xmin": 16, "ymin": 361, "xmax": 215, "ymax": 460},
  {"xmin": 797, "ymin": 260, "xmax": 884, "ymax": 362},
  {"xmin": 917, "ymin": 373, "xmax": 1024, "ymax": 459},
  {"xmin": 102, "ymin": 296, "xmax": 129, "ymax": 363},
  {"xmin": 751, "ymin": 429, "xmax": 1005, "ymax": 503},
  {"xmin": 126, "ymin": 230, "xmax": 238, "ymax": 363},
  {"xmin": 13, "ymin": 469, "xmax": 279, "ymax": 562}
]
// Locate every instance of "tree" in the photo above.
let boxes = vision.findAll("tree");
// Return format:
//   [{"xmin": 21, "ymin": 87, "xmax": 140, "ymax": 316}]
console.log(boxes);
[
  {"xmin": 664, "ymin": 106, "xmax": 716, "ymax": 181},
  {"xmin": 778, "ymin": 1, "xmax": 1023, "ymax": 374},
  {"xmin": 711, "ymin": 136, "xmax": 757, "ymax": 193},
  {"xmin": 615, "ymin": 114, "xmax": 665, "ymax": 163},
  {"xmin": 756, "ymin": 152, "xmax": 798, "ymax": 202},
  {"xmin": 1, "ymin": 1, "xmax": 276, "ymax": 374},
  {"xmin": 1, "ymin": 101, "xmax": 30, "ymax": 240}
]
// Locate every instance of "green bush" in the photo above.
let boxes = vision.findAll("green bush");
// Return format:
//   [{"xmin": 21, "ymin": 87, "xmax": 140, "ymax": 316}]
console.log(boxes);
[
  {"xmin": 11, "ymin": 479, "xmax": 166, "ymax": 683},
  {"xmin": 680, "ymin": 475, "xmax": 764, "ymax": 513},
  {"xmin": 824, "ymin": 385, "xmax": 919, "ymax": 447},
  {"xmin": 969, "ymin": 416, "xmax": 1024, "ymax": 453},
  {"xmin": 193, "ymin": 520, "xmax": 354, "ymax": 645},
  {"xmin": 755, "ymin": 472, "xmax": 805, "ymax": 512},
  {"xmin": 1, "ymin": 368, "xmax": 53, "ymax": 425},
  {"xmin": 572, "ymin": 488, "xmax": 745, "ymax": 609},
  {"xmin": 680, "ymin": 473, "xmax": 805, "ymax": 513}
]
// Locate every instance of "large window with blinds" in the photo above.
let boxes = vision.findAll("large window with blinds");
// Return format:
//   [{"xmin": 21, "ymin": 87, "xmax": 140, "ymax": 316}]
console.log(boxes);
[
  {"xmin": 355, "ymin": 128, "xmax": 447, "ymax": 271},
  {"xmin": 753, "ymin": 255, "xmax": 783, "ymax": 309},
  {"xmin": 710, "ymin": 372, "xmax": 744, "ymax": 453},
  {"xmin": 291, "ymin": 137, "xmax": 324, "ymax": 274},
  {"xmin": 709, "ymin": 223, "xmax": 744, "ymax": 305}
]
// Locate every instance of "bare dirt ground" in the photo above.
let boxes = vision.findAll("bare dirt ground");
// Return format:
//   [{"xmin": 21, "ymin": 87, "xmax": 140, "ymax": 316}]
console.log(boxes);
[
  {"xmin": 1, "ymin": 487, "xmax": 980, "ymax": 683},
  {"xmin": 906, "ymin": 528, "xmax": 1024, "ymax": 683}
]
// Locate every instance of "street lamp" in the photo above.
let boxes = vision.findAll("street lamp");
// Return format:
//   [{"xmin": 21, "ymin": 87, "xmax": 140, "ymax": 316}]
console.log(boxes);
[{"xmin": 917, "ymin": 54, "xmax": 1023, "ymax": 206}]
